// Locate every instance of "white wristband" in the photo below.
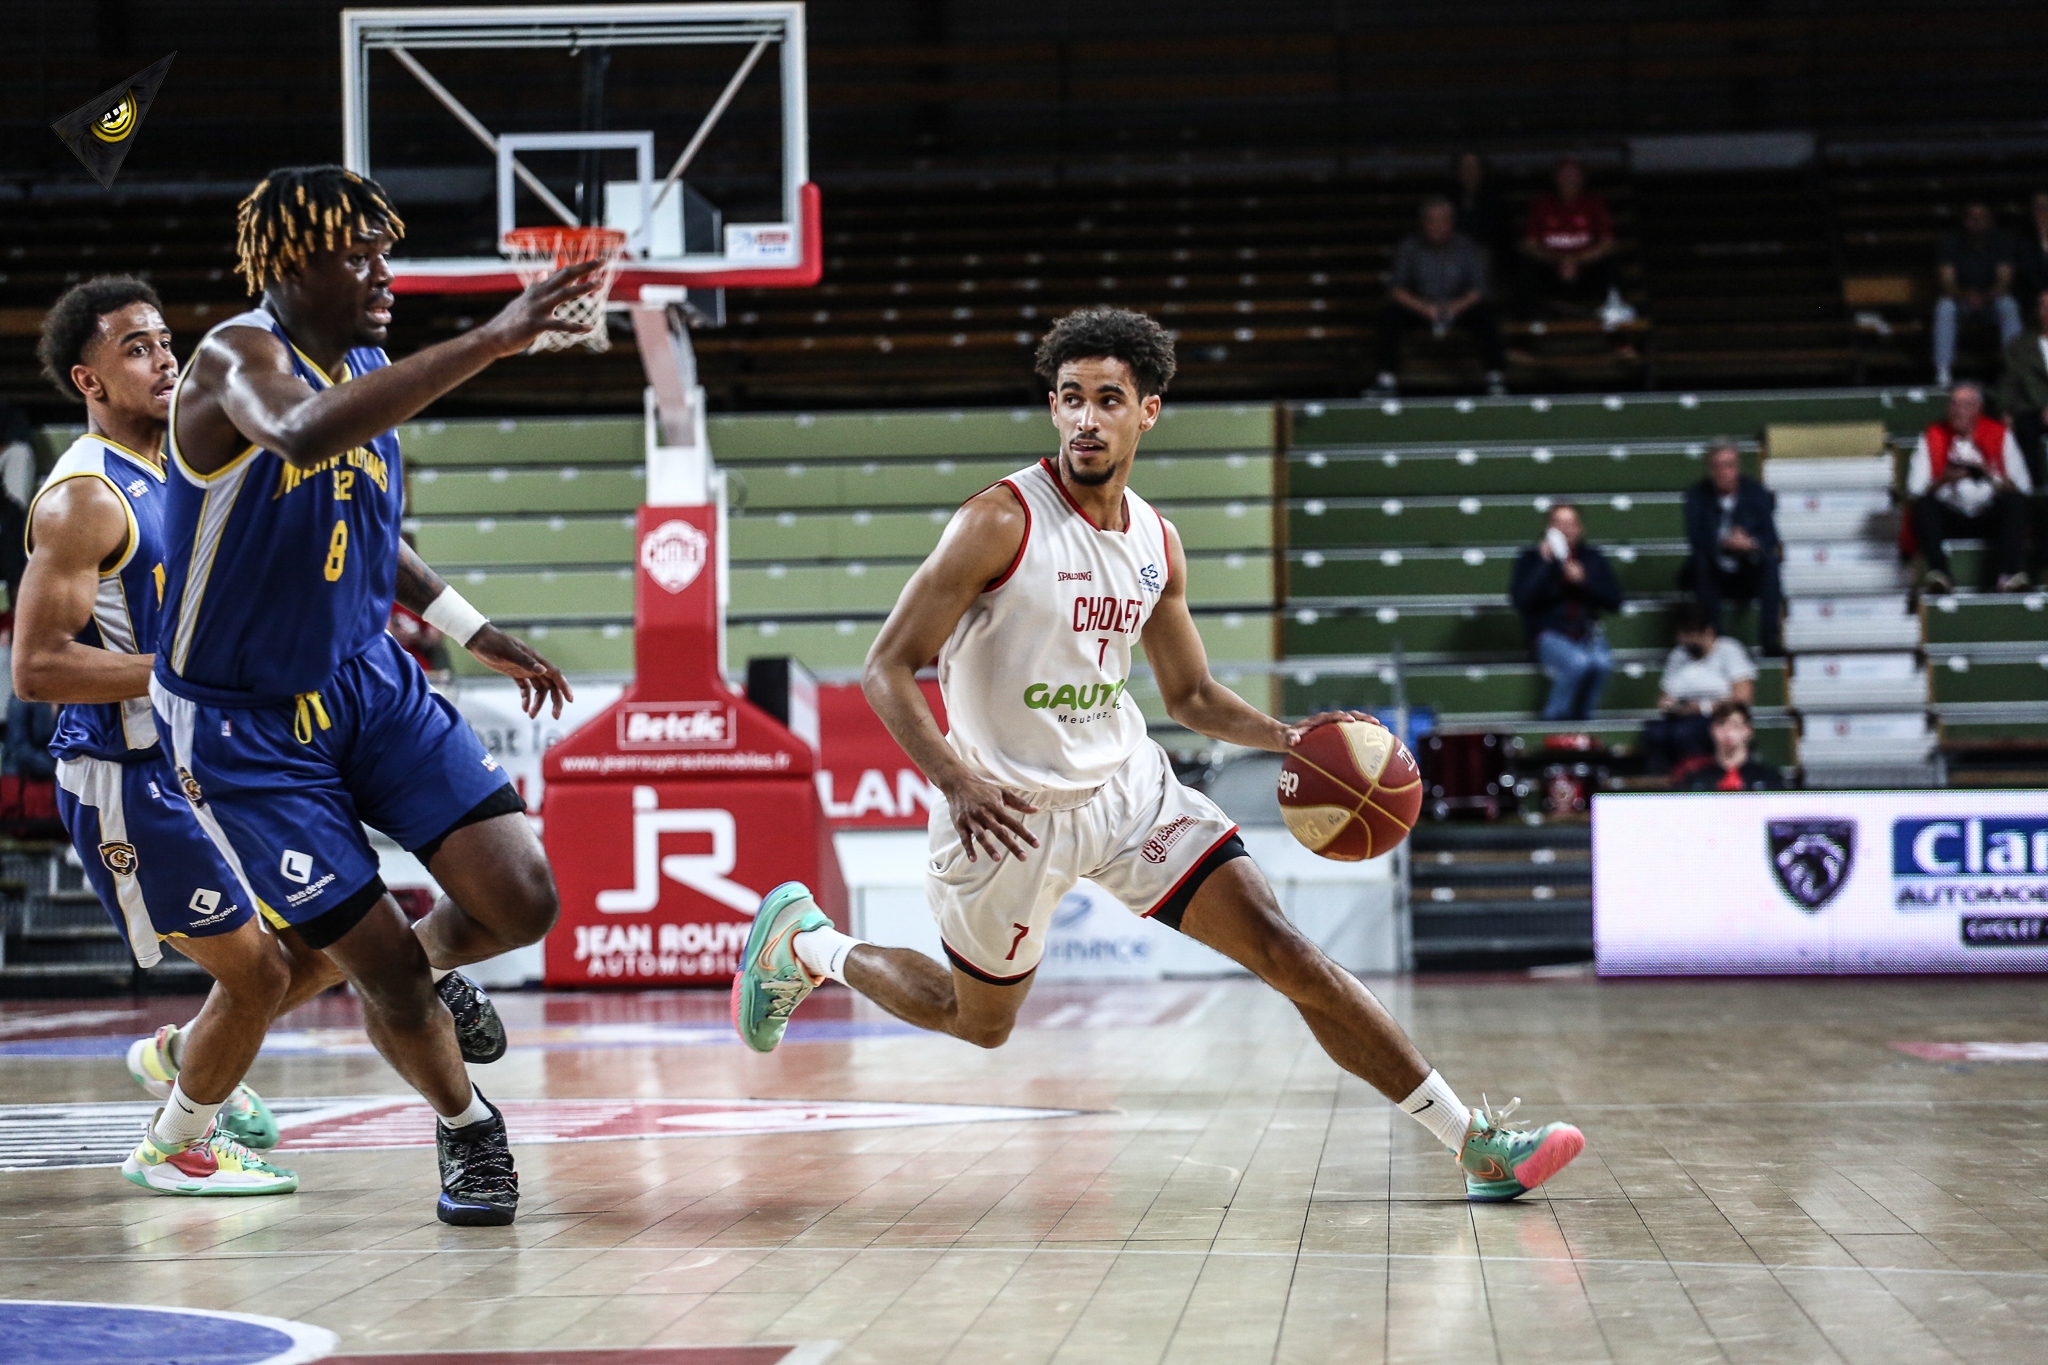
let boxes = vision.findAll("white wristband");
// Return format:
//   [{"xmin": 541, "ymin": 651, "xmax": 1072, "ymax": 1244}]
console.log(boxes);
[{"xmin": 422, "ymin": 586, "xmax": 489, "ymax": 646}]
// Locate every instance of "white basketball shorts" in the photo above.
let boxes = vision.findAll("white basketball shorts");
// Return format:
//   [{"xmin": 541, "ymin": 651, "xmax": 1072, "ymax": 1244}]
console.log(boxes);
[{"xmin": 925, "ymin": 739, "xmax": 1244, "ymax": 983}]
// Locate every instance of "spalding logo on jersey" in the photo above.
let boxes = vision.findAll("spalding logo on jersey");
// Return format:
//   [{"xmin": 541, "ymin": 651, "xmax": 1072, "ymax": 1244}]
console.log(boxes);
[
  {"xmin": 641, "ymin": 519, "xmax": 709, "ymax": 593},
  {"xmin": 99, "ymin": 841, "xmax": 139, "ymax": 876}
]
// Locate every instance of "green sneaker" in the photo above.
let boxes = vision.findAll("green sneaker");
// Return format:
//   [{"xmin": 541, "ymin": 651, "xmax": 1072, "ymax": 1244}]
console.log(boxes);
[
  {"xmin": 217, "ymin": 1084, "xmax": 280, "ymax": 1150},
  {"xmin": 126, "ymin": 1023, "xmax": 279, "ymax": 1150},
  {"xmin": 730, "ymin": 881, "xmax": 829, "ymax": 1053},
  {"xmin": 1457, "ymin": 1098, "xmax": 1585, "ymax": 1203}
]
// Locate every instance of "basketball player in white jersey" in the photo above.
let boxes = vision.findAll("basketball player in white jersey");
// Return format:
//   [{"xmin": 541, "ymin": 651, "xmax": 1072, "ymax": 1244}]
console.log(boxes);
[{"xmin": 736, "ymin": 308, "xmax": 1586, "ymax": 1202}]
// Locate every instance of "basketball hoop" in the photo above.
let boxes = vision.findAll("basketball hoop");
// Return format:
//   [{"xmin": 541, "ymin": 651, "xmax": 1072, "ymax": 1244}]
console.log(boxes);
[{"xmin": 503, "ymin": 226, "xmax": 629, "ymax": 353}]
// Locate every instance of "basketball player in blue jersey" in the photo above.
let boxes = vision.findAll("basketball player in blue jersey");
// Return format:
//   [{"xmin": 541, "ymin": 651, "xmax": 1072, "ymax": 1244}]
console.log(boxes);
[
  {"xmin": 156, "ymin": 167, "xmax": 601, "ymax": 1226},
  {"xmin": 21, "ymin": 276, "xmax": 317, "ymax": 1196}
]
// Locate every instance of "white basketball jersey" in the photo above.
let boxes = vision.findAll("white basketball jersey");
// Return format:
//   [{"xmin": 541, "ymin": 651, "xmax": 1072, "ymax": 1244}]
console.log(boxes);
[{"xmin": 938, "ymin": 459, "xmax": 1173, "ymax": 795}]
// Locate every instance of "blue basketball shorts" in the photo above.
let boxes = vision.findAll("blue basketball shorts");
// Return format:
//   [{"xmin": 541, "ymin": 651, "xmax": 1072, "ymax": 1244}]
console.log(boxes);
[
  {"xmin": 150, "ymin": 633, "xmax": 512, "ymax": 947},
  {"xmin": 54, "ymin": 750, "xmax": 257, "ymax": 969}
]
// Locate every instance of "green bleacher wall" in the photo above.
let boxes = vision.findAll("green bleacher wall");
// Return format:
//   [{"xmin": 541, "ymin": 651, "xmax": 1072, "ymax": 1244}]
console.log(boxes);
[{"xmin": 35, "ymin": 384, "xmax": 2047, "ymax": 763}]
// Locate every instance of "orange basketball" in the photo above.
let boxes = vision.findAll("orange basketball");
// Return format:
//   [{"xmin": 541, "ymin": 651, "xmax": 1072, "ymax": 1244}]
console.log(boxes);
[{"xmin": 1277, "ymin": 719, "xmax": 1424, "ymax": 861}]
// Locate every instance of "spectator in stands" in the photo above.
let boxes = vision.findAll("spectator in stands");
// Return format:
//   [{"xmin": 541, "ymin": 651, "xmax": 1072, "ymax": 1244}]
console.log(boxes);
[
  {"xmin": 1933, "ymin": 201, "xmax": 2020, "ymax": 388},
  {"xmin": 1510, "ymin": 503, "xmax": 1624, "ymax": 721},
  {"xmin": 1518, "ymin": 158, "xmax": 1632, "ymax": 348},
  {"xmin": 1907, "ymin": 381, "xmax": 2033, "ymax": 593},
  {"xmin": 1682, "ymin": 439, "xmax": 1783, "ymax": 656},
  {"xmin": 1675, "ymin": 699, "xmax": 1785, "ymax": 792},
  {"xmin": 1375, "ymin": 197, "xmax": 1506, "ymax": 397},
  {"xmin": 2012, "ymin": 192, "xmax": 2048, "ymax": 308},
  {"xmin": 1994, "ymin": 287, "xmax": 2048, "ymax": 490},
  {"xmin": 1451, "ymin": 152, "xmax": 1508, "ymax": 259},
  {"xmin": 1641, "ymin": 604, "xmax": 1757, "ymax": 773}
]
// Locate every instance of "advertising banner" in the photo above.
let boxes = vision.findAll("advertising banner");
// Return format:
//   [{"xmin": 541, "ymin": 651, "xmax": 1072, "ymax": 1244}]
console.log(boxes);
[
  {"xmin": 813, "ymin": 681, "xmax": 946, "ymax": 830},
  {"xmin": 1594, "ymin": 790, "xmax": 2048, "ymax": 974},
  {"xmin": 541, "ymin": 505, "xmax": 847, "ymax": 986}
]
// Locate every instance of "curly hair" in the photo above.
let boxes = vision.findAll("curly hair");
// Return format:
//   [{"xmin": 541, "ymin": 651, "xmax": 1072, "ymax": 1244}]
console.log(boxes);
[
  {"xmin": 1033, "ymin": 308, "xmax": 1177, "ymax": 397},
  {"xmin": 36, "ymin": 275, "xmax": 165, "ymax": 401},
  {"xmin": 235, "ymin": 165, "xmax": 405, "ymax": 294}
]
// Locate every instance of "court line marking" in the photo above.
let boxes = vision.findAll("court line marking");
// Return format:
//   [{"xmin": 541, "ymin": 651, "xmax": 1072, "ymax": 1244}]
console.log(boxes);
[
  {"xmin": 5, "ymin": 1245, "xmax": 2043, "ymax": 1284},
  {"xmin": 0, "ymin": 1300, "xmax": 337, "ymax": 1365}
]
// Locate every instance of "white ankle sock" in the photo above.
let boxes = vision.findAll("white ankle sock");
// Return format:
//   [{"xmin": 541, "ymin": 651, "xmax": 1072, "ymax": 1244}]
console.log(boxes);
[
  {"xmin": 791, "ymin": 924, "xmax": 863, "ymax": 985},
  {"xmin": 429, "ymin": 967, "xmax": 452, "ymax": 984},
  {"xmin": 1398, "ymin": 1069, "xmax": 1474, "ymax": 1152},
  {"xmin": 168, "ymin": 1022, "xmax": 192, "ymax": 1069},
  {"xmin": 153, "ymin": 1078, "xmax": 223, "ymax": 1148},
  {"xmin": 438, "ymin": 1085, "xmax": 493, "ymax": 1130}
]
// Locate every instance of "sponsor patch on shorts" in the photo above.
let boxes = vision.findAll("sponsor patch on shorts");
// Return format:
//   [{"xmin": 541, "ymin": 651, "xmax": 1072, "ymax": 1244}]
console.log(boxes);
[
  {"xmin": 99, "ymin": 840, "xmax": 138, "ymax": 876},
  {"xmin": 1141, "ymin": 814, "xmax": 1198, "ymax": 864}
]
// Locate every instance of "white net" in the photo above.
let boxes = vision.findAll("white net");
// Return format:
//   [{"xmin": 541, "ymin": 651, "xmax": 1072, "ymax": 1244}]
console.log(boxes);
[{"xmin": 503, "ymin": 227, "xmax": 628, "ymax": 353}]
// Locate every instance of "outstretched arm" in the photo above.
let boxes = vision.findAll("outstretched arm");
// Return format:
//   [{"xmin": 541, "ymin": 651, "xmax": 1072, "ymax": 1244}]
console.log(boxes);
[
  {"xmin": 1141, "ymin": 522, "xmax": 1370, "ymax": 752},
  {"xmin": 395, "ymin": 539, "xmax": 572, "ymax": 719},
  {"xmin": 863, "ymin": 486, "xmax": 1040, "ymax": 862},
  {"xmin": 183, "ymin": 263, "xmax": 602, "ymax": 475},
  {"xmin": 13, "ymin": 478, "xmax": 154, "ymax": 704}
]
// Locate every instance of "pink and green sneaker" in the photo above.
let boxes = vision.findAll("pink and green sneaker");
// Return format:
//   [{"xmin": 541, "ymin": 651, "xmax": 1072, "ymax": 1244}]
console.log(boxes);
[
  {"xmin": 121, "ymin": 1117, "xmax": 298, "ymax": 1197},
  {"xmin": 1457, "ymin": 1098, "xmax": 1585, "ymax": 1202},
  {"xmin": 730, "ymin": 881, "xmax": 829, "ymax": 1053}
]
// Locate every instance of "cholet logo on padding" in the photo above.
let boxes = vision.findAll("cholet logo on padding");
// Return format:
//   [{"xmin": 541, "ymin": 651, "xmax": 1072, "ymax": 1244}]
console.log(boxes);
[{"xmin": 640, "ymin": 520, "xmax": 708, "ymax": 594}]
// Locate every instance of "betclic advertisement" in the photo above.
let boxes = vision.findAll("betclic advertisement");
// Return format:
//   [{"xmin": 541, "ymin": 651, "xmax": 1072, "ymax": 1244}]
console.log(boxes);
[{"xmin": 1594, "ymin": 790, "xmax": 2048, "ymax": 974}]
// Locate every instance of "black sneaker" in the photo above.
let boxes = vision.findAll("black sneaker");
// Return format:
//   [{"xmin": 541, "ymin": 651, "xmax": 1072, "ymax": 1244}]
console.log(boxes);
[
  {"xmin": 437, "ymin": 971, "xmax": 507, "ymax": 1064},
  {"xmin": 436, "ymin": 1090, "xmax": 518, "ymax": 1226}
]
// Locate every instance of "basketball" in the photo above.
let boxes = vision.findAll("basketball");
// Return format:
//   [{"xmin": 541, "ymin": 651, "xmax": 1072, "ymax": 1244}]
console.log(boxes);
[{"xmin": 1277, "ymin": 720, "xmax": 1424, "ymax": 861}]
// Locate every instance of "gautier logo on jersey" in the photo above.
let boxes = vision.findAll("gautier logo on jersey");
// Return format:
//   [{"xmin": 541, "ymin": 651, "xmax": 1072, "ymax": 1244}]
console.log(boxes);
[
  {"xmin": 616, "ymin": 702, "xmax": 738, "ymax": 751},
  {"xmin": 640, "ymin": 519, "xmax": 709, "ymax": 593},
  {"xmin": 1023, "ymin": 680, "xmax": 1128, "ymax": 711}
]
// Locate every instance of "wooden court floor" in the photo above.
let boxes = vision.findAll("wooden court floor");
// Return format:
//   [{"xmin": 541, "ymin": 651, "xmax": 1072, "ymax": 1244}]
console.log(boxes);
[{"xmin": 2, "ymin": 972, "xmax": 2047, "ymax": 1364}]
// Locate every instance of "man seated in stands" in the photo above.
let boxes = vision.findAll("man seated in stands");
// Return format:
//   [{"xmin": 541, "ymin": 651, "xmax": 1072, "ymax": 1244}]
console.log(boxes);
[
  {"xmin": 1674, "ymin": 700, "xmax": 1785, "ymax": 792},
  {"xmin": 1906, "ymin": 381, "xmax": 2033, "ymax": 594},
  {"xmin": 1510, "ymin": 503, "xmax": 1624, "ymax": 722},
  {"xmin": 1517, "ymin": 158, "xmax": 1633, "ymax": 354},
  {"xmin": 1374, "ymin": 197, "xmax": 1505, "ymax": 397},
  {"xmin": 1682, "ymin": 440, "xmax": 1782, "ymax": 656},
  {"xmin": 1933, "ymin": 202, "xmax": 2020, "ymax": 388},
  {"xmin": 1994, "ymin": 288, "xmax": 2048, "ymax": 491},
  {"xmin": 1641, "ymin": 605, "xmax": 1757, "ymax": 774}
]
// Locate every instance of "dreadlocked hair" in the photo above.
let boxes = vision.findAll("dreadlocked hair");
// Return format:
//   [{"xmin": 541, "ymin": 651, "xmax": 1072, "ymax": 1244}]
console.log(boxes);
[{"xmin": 235, "ymin": 165, "xmax": 405, "ymax": 294}]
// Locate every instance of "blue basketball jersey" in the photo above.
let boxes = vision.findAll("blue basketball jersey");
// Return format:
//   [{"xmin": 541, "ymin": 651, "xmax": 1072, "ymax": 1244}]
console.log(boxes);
[
  {"xmin": 156, "ymin": 309, "xmax": 403, "ymax": 707},
  {"xmin": 32, "ymin": 436, "xmax": 171, "ymax": 763}
]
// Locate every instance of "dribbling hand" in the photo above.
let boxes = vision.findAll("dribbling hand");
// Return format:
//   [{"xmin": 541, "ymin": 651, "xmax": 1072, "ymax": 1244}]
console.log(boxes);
[
  {"xmin": 1284, "ymin": 709, "xmax": 1380, "ymax": 747},
  {"xmin": 467, "ymin": 624, "xmax": 576, "ymax": 718},
  {"xmin": 945, "ymin": 773, "xmax": 1040, "ymax": 863},
  {"xmin": 478, "ymin": 260, "xmax": 606, "ymax": 356}
]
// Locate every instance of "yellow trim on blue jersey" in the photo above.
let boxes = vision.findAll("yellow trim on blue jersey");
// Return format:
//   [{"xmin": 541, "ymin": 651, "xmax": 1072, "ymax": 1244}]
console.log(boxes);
[
  {"xmin": 25, "ymin": 470, "xmax": 138, "ymax": 577},
  {"xmin": 92, "ymin": 436, "xmax": 167, "ymax": 482},
  {"xmin": 164, "ymin": 361, "xmax": 263, "ymax": 486},
  {"xmin": 257, "ymin": 899, "xmax": 289, "ymax": 931},
  {"xmin": 167, "ymin": 456, "xmax": 255, "ymax": 675}
]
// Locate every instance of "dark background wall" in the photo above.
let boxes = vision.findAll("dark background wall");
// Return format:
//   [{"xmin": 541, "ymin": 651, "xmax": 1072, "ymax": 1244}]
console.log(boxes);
[{"xmin": 5, "ymin": 1, "xmax": 2048, "ymax": 188}]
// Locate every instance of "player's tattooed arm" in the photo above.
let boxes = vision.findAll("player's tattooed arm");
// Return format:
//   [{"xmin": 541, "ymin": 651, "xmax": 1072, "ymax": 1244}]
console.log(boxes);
[
  {"xmin": 864, "ymin": 486, "xmax": 1041, "ymax": 862},
  {"xmin": 1141, "ymin": 520, "xmax": 1287, "ymax": 751},
  {"xmin": 1141, "ymin": 521, "xmax": 1370, "ymax": 752},
  {"xmin": 180, "ymin": 262, "xmax": 603, "ymax": 474},
  {"xmin": 395, "ymin": 538, "xmax": 575, "ymax": 719},
  {"xmin": 13, "ymin": 476, "xmax": 157, "ymax": 704}
]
